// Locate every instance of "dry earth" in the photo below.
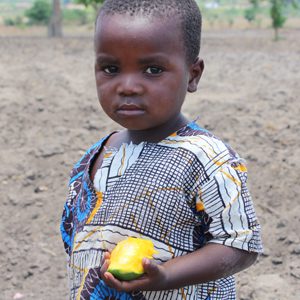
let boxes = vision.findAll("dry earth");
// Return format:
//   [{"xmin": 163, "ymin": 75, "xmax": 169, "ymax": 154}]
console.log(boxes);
[{"xmin": 0, "ymin": 26, "xmax": 299, "ymax": 299}]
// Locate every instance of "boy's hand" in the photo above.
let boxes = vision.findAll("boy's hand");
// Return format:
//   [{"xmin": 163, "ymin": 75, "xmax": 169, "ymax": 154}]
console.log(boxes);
[
  {"xmin": 100, "ymin": 244, "xmax": 258, "ymax": 293},
  {"xmin": 100, "ymin": 252, "xmax": 168, "ymax": 292}
]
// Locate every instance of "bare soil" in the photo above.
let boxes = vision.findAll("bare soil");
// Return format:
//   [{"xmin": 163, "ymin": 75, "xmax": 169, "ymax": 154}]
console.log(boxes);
[{"xmin": 1, "ymin": 26, "xmax": 299, "ymax": 299}]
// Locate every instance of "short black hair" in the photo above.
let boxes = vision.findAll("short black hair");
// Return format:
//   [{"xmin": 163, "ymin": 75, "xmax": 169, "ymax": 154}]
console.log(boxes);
[{"xmin": 97, "ymin": 0, "xmax": 202, "ymax": 64}]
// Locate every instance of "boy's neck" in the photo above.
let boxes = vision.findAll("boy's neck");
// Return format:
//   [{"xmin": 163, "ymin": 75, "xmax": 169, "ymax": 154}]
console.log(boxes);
[
  {"xmin": 128, "ymin": 114, "xmax": 189, "ymax": 144},
  {"xmin": 109, "ymin": 114, "xmax": 189, "ymax": 147}
]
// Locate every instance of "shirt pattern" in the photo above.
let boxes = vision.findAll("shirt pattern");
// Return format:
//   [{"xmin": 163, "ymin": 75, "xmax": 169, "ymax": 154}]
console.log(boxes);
[{"xmin": 61, "ymin": 121, "xmax": 263, "ymax": 300}]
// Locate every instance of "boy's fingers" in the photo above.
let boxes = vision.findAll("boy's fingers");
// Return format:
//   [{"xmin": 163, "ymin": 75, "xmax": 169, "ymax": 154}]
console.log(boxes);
[
  {"xmin": 104, "ymin": 272, "xmax": 126, "ymax": 292},
  {"xmin": 104, "ymin": 271, "xmax": 116, "ymax": 282},
  {"xmin": 104, "ymin": 270, "xmax": 148, "ymax": 293},
  {"xmin": 100, "ymin": 259, "xmax": 110, "ymax": 278},
  {"xmin": 101, "ymin": 252, "xmax": 111, "ymax": 265},
  {"xmin": 102, "ymin": 258, "xmax": 160, "ymax": 292},
  {"xmin": 142, "ymin": 258, "xmax": 159, "ymax": 276}
]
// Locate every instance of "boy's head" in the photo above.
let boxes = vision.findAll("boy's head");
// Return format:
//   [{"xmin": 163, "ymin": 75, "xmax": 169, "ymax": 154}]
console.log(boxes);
[
  {"xmin": 97, "ymin": 0, "xmax": 202, "ymax": 64},
  {"xmin": 94, "ymin": 0, "xmax": 204, "ymax": 132}
]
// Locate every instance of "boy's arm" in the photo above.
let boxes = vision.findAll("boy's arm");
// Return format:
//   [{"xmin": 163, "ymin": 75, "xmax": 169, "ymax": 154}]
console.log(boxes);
[{"xmin": 100, "ymin": 243, "xmax": 258, "ymax": 292}]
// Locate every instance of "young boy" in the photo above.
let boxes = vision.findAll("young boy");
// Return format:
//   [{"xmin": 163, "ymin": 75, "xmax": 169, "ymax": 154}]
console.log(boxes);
[{"xmin": 61, "ymin": 0, "xmax": 263, "ymax": 299}]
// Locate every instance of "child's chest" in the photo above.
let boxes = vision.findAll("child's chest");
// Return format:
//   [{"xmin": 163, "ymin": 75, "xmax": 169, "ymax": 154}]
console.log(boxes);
[{"xmin": 73, "ymin": 142, "xmax": 208, "ymax": 252}]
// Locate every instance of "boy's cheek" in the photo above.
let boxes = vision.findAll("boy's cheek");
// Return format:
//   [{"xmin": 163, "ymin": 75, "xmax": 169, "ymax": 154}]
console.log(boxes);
[
  {"xmin": 95, "ymin": 80, "xmax": 111, "ymax": 94},
  {"xmin": 95, "ymin": 73, "xmax": 104, "ymax": 85}
]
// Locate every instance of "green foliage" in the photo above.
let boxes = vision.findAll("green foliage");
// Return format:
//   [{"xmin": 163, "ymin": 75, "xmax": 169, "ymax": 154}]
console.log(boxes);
[
  {"xmin": 74, "ymin": 0, "xmax": 104, "ymax": 15},
  {"xmin": 244, "ymin": 0, "xmax": 260, "ymax": 23},
  {"xmin": 75, "ymin": 0, "xmax": 104, "ymax": 7},
  {"xmin": 270, "ymin": 0, "xmax": 286, "ymax": 40},
  {"xmin": 4, "ymin": 17, "xmax": 15, "ymax": 26},
  {"xmin": 250, "ymin": 0, "xmax": 259, "ymax": 9},
  {"xmin": 291, "ymin": 0, "xmax": 299, "ymax": 9},
  {"xmin": 63, "ymin": 8, "xmax": 88, "ymax": 25},
  {"xmin": 270, "ymin": 0, "xmax": 286, "ymax": 29},
  {"xmin": 25, "ymin": 0, "xmax": 51, "ymax": 25},
  {"xmin": 245, "ymin": 7, "xmax": 257, "ymax": 22},
  {"xmin": 4, "ymin": 15, "xmax": 25, "ymax": 27}
]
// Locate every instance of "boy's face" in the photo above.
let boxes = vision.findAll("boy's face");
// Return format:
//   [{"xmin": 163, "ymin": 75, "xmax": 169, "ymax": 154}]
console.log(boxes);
[{"xmin": 94, "ymin": 13, "xmax": 203, "ymax": 131}]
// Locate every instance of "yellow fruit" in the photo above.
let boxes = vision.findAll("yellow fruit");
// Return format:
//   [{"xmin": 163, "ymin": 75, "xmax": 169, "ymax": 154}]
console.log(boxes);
[{"xmin": 107, "ymin": 237, "xmax": 157, "ymax": 281}]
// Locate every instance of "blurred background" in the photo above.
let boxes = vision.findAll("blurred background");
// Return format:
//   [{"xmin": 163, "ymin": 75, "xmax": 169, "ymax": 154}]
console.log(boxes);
[
  {"xmin": 0, "ymin": 1, "xmax": 299, "ymax": 300},
  {"xmin": 0, "ymin": 0, "xmax": 299, "ymax": 37}
]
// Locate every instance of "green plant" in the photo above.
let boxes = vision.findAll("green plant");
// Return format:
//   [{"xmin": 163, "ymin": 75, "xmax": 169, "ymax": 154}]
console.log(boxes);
[
  {"xmin": 25, "ymin": 0, "xmax": 51, "ymax": 25},
  {"xmin": 270, "ymin": 0, "xmax": 286, "ymax": 40},
  {"xmin": 244, "ymin": 0, "xmax": 260, "ymax": 23},
  {"xmin": 245, "ymin": 8, "xmax": 257, "ymax": 22},
  {"xmin": 4, "ymin": 15, "xmax": 25, "ymax": 27},
  {"xmin": 63, "ymin": 8, "xmax": 88, "ymax": 25},
  {"xmin": 75, "ymin": 0, "xmax": 104, "ymax": 11},
  {"xmin": 75, "ymin": 0, "xmax": 104, "ymax": 6},
  {"xmin": 4, "ymin": 17, "xmax": 16, "ymax": 26}
]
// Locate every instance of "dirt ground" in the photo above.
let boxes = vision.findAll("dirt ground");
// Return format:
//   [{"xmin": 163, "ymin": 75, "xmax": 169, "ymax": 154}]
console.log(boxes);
[{"xmin": 0, "ymin": 26, "xmax": 299, "ymax": 300}]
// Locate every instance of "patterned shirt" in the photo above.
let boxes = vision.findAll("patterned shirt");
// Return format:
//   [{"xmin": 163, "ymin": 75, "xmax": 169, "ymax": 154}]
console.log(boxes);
[{"xmin": 61, "ymin": 121, "xmax": 263, "ymax": 300}]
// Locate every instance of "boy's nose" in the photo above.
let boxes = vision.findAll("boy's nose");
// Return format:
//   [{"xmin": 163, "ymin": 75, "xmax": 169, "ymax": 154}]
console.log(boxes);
[{"xmin": 116, "ymin": 74, "xmax": 144, "ymax": 96}]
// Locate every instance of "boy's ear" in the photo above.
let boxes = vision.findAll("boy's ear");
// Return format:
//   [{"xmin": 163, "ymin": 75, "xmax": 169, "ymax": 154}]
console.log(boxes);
[{"xmin": 187, "ymin": 58, "xmax": 204, "ymax": 93}]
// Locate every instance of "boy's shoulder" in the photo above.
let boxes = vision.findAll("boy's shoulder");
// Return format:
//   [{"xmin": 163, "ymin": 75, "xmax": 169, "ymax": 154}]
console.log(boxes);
[
  {"xmin": 164, "ymin": 121, "xmax": 245, "ymax": 179},
  {"xmin": 69, "ymin": 135, "xmax": 109, "ymax": 181},
  {"xmin": 170, "ymin": 121, "xmax": 239, "ymax": 159}
]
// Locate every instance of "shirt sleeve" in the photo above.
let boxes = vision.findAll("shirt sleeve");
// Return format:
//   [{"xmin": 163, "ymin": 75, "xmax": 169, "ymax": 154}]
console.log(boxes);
[
  {"xmin": 197, "ymin": 160, "xmax": 263, "ymax": 253},
  {"xmin": 60, "ymin": 182, "xmax": 75, "ymax": 257},
  {"xmin": 60, "ymin": 138, "xmax": 106, "ymax": 257}
]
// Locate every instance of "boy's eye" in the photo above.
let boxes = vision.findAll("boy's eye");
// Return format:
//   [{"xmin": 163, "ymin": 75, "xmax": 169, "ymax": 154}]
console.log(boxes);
[
  {"xmin": 145, "ymin": 66, "xmax": 163, "ymax": 75},
  {"xmin": 103, "ymin": 65, "xmax": 119, "ymax": 74}
]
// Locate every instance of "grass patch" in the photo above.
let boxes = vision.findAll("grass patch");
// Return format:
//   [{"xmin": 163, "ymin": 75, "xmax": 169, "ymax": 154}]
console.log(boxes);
[{"xmin": 63, "ymin": 7, "xmax": 95, "ymax": 25}]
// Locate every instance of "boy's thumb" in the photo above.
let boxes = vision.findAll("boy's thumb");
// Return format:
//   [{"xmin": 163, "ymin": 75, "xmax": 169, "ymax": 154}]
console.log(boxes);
[{"xmin": 143, "ymin": 258, "xmax": 159, "ymax": 275}]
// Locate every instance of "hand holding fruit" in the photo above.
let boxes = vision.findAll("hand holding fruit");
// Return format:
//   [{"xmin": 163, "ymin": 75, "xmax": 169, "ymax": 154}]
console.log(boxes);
[{"xmin": 100, "ymin": 237, "xmax": 168, "ymax": 292}]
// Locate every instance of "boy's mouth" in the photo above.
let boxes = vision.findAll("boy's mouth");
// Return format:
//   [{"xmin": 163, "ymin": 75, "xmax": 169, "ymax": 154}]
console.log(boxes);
[{"xmin": 116, "ymin": 104, "xmax": 145, "ymax": 117}]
